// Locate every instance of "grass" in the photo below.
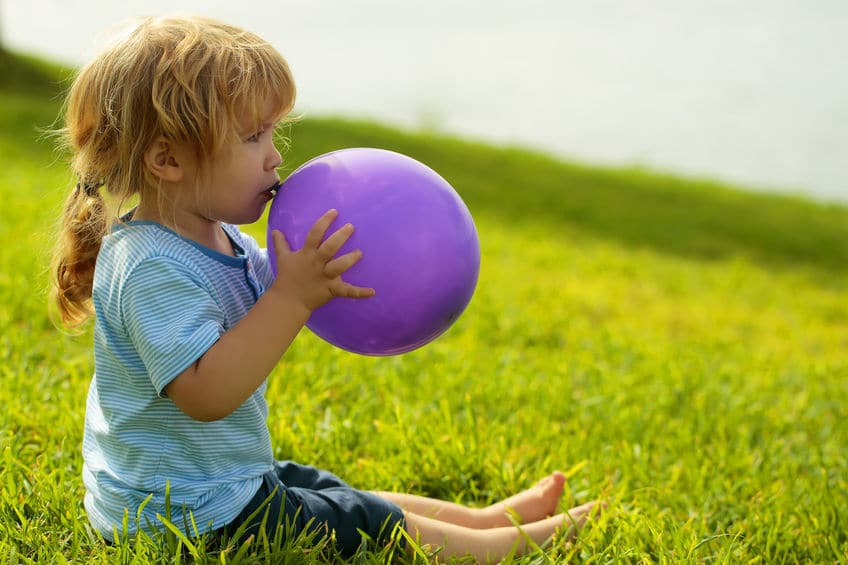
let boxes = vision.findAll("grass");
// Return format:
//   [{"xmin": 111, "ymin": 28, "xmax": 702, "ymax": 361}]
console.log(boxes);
[{"xmin": 1, "ymin": 49, "xmax": 847, "ymax": 563}]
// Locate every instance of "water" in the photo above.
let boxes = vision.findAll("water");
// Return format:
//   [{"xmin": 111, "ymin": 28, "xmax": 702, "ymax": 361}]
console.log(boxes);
[{"xmin": 3, "ymin": 0, "xmax": 846, "ymax": 203}]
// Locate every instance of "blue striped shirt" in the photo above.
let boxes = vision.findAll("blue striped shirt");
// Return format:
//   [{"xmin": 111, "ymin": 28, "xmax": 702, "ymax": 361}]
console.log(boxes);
[{"xmin": 83, "ymin": 221, "xmax": 277, "ymax": 541}]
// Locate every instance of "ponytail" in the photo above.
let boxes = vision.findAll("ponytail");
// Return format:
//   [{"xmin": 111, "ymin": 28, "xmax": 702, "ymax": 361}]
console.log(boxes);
[{"xmin": 51, "ymin": 181, "xmax": 108, "ymax": 327}]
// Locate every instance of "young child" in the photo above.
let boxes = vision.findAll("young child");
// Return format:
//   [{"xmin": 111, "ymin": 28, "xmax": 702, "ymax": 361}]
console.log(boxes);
[{"xmin": 51, "ymin": 15, "xmax": 600, "ymax": 561}]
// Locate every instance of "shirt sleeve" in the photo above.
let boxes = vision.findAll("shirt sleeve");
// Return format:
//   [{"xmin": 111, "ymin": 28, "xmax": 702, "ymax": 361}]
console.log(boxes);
[{"xmin": 120, "ymin": 255, "xmax": 225, "ymax": 395}]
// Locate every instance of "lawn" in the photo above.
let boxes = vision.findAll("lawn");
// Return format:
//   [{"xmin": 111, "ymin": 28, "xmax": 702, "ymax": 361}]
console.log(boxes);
[{"xmin": 1, "ymin": 51, "xmax": 846, "ymax": 563}]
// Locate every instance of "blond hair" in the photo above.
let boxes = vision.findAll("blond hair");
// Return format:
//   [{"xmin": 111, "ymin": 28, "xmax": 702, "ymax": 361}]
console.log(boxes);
[{"xmin": 51, "ymin": 15, "xmax": 296, "ymax": 327}]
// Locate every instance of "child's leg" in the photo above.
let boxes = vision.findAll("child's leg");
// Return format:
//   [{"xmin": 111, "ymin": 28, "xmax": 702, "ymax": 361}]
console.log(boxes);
[
  {"xmin": 403, "ymin": 500, "xmax": 599, "ymax": 563},
  {"xmin": 370, "ymin": 492, "xmax": 486, "ymax": 528},
  {"xmin": 225, "ymin": 462, "xmax": 405, "ymax": 557},
  {"xmin": 372, "ymin": 471, "xmax": 566, "ymax": 528}
]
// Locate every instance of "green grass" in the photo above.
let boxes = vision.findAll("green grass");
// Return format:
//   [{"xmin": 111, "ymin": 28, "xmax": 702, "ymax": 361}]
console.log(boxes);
[{"xmin": 1, "ymin": 49, "xmax": 847, "ymax": 563}]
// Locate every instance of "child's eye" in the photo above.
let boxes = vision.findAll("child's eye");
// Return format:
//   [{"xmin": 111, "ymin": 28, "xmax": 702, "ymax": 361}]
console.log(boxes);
[{"xmin": 245, "ymin": 129, "xmax": 265, "ymax": 143}]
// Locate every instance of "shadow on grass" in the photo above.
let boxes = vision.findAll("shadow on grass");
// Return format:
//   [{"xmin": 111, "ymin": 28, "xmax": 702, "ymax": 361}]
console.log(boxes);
[{"xmin": 287, "ymin": 117, "xmax": 848, "ymax": 280}]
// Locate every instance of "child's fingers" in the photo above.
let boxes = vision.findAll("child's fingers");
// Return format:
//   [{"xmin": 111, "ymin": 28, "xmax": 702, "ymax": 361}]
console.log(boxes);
[
  {"xmin": 303, "ymin": 209, "xmax": 339, "ymax": 250},
  {"xmin": 323, "ymin": 249, "xmax": 363, "ymax": 278},
  {"xmin": 271, "ymin": 230, "xmax": 290, "ymax": 257},
  {"xmin": 318, "ymin": 223, "xmax": 355, "ymax": 261},
  {"xmin": 333, "ymin": 281, "xmax": 376, "ymax": 299}
]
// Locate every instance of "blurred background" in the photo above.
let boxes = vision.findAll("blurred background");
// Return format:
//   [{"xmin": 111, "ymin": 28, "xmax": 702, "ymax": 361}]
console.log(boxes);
[{"xmin": 2, "ymin": 0, "xmax": 845, "ymax": 203}]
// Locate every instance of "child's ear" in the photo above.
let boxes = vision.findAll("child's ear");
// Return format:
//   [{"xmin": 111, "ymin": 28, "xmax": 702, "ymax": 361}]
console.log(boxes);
[{"xmin": 144, "ymin": 137, "xmax": 185, "ymax": 182}]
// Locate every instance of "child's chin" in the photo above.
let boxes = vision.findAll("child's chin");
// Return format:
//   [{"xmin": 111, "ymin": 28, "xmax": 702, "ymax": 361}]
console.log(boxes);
[{"xmin": 226, "ymin": 209, "xmax": 264, "ymax": 226}]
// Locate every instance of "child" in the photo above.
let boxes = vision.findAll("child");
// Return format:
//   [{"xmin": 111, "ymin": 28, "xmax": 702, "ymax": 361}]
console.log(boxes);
[{"xmin": 51, "ymin": 15, "xmax": 600, "ymax": 561}]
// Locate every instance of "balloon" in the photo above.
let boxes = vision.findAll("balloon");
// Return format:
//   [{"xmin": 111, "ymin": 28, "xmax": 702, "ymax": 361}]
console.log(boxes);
[{"xmin": 267, "ymin": 148, "xmax": 480, "ymax": 356}]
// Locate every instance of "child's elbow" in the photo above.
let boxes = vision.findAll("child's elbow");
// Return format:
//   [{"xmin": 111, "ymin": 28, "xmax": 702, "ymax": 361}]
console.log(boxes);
[
  {"xmin": 184, "ymin": 405, "xmax": 228, "ymax": 422},
  {"xmin": 172, "ymin": 396, "xmax": 233, "ymax": 422},
  {"xmin": 164, "ymin": 370, "xmax": 233, "ymax": 422}
]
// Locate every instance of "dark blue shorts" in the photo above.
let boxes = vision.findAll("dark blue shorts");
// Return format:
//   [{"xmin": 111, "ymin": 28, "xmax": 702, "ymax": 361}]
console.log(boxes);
[{"xmin": 220, "ymin": 461, "xmax": 405, "ymax": 556}]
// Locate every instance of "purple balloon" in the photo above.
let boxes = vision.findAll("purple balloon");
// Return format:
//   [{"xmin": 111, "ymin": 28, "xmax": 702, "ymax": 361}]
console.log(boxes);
[{"xmin": 267, "ymin": 148, "xmax": 480, "ymax": 356}]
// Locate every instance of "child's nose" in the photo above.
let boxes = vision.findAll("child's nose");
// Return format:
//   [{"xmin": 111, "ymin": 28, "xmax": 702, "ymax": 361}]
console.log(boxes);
[{"xmin": 266, "ymin": 146, "xmax": 282, "ymax": 170}]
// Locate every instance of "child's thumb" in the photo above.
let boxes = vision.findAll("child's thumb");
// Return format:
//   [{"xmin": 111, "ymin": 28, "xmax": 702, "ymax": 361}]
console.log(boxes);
[{"xmin": 271, "ymin": 230, "xmax": 291, "ymax": 258}]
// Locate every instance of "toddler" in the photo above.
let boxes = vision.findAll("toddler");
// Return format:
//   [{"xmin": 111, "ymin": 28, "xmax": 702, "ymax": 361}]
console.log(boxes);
[{"xmin": 51, "ymin": 15, "xmax": 599, "ymax": 561}]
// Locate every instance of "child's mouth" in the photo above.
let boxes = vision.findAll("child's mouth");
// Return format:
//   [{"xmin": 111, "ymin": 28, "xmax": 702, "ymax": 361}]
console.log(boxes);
[{"xmin": 263, "ymin": 182, "xmax": 281, "ymax": 199}]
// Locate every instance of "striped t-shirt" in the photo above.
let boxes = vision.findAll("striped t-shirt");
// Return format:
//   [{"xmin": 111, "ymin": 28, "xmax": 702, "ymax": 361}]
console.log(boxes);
[{"xmin": 83, "ymin": 220, "xmax": 277, "ymax": 541}]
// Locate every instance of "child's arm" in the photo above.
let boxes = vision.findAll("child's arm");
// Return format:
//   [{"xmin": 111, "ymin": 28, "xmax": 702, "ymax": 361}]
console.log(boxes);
[{"xmin": 164, "ymin": 210, "xmax": 372, "ymax": 421}]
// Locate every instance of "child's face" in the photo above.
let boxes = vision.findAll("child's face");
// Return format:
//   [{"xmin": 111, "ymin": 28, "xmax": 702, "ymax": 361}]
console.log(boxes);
[{"xmin": 195, "ymin": 101, "xmax": 283, "ymax": 225}]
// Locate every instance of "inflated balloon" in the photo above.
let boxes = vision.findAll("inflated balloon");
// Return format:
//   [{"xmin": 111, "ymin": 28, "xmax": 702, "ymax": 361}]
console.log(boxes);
[{"xmin": 267, "ymin": 148, "xmax": 480, "ymax": 356}]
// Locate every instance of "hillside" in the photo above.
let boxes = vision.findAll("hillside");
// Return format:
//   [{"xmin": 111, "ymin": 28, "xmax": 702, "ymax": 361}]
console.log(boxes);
[{"xmin": 1, "ymin": 50, "xmax": 846, "ymax": 563}]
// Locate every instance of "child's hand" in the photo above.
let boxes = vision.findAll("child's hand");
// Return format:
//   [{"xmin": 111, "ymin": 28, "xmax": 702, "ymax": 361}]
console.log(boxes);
[{"xmin": 269, "ymin": 209, "xmax": 375, "ymax": 313}]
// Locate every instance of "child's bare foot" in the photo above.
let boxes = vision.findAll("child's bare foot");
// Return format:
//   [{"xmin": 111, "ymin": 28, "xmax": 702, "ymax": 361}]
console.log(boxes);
[
  {"xmin": 403, "ymin": 498, "xmax": 604, "ymax": 563},
  {"xmin": 557, "ymin": 499, "xmax": 603, "ymax": 540},
  {"xmin": 482, "ymin": 471, "xmax": 567, "ymax": 526}
]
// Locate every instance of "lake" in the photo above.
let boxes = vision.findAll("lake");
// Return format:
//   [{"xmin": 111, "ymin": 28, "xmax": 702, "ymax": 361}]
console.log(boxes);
[{"xmin": 3, "ymin": 0, "xmax": 846, "ymax": 203}]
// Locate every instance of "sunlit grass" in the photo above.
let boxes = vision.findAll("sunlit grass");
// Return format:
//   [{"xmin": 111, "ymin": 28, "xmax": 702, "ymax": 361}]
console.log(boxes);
[{"xmin": 1, "ymin": 51, "xmax": 846, "ymax": 563}]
